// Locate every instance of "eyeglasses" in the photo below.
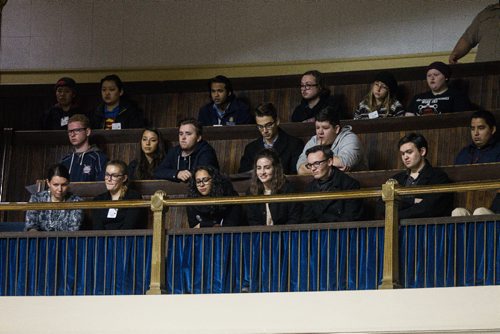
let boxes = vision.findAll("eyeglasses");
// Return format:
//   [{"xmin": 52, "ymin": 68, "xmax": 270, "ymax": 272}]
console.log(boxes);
[
  {"xmin": 67, "ymin": 127, "xmax": 86, "ymax": 135},
  {"xmin": 305, "ymin": 159, "xmax": 328, "ymax": 170},
  {"xmin": 300, "ymin": 84, "xmax": 318, "ymax": 90},
  {"xmin": 256, "ymin": 122, "xmax": 275, "ymax": 131},
  {"xmin": 195, "ymin": 177, "xmax": 212, "ymax": 186},
  {"xmin": 104, "ymin": 173, "xmax": 124, "ymax": 180}
]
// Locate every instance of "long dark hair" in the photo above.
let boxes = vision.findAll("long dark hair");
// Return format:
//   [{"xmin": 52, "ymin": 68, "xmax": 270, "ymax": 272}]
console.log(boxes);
[
  {"xmin": 188, "ymin": 166, "xmax": 228, "ymax": 198},
  {"xmin": 249, "ymin": 149, "xmax": 286, "ymax": 195},
  {"xmin": 134, "ymin": 128, "xmax": 166, "ymax": 180}
]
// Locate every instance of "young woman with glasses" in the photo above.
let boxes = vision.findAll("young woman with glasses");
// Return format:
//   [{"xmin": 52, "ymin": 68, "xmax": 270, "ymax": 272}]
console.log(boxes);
[
  {"xmin": 186, "ymin": 166, "xmax": 242, "ymax": 228},
  {"xmin": 245, "ymin": 149, "xmax": 302, "ymax": 225},
  {"xmin": 92, "ymin": 160, "xmax": 146, "ymax": 229}
]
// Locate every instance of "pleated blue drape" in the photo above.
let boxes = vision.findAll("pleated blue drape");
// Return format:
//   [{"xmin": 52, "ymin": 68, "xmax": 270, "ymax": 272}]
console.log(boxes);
[
  {"xmin": 0, "ymin": 219, "xmax": 498, "ymax": 296},
  {"xmin": 0, "ymin": 235, "xmax": 152, "ymax": 296}
]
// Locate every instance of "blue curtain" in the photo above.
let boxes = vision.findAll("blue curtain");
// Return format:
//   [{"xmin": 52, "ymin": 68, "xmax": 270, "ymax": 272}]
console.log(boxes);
[
  {"xmin": 0, "ymin": 235, "xmax": 152, "ymax": 296},
  {"xmin": 399, "ymin": 220, "xmax": 499, "ymax": 288},
  {"xmin": 1, "ymin": 219, "xmax": 498, "ymax": 296},
  {"xmin": 166, "ymin": 226, "xmax": 385, "ymax": 294}
]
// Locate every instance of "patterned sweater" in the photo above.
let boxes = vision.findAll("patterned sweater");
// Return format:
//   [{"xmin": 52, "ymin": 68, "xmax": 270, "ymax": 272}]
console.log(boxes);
[{"xmin": 25, "ymin": 190, "xmax": 83, "ymax": 231}]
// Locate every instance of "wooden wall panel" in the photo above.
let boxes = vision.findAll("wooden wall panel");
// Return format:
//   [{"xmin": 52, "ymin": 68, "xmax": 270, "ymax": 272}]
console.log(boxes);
[{"xmin": 1, "ymin": 62, "xmax": 498, "ymax": 130}]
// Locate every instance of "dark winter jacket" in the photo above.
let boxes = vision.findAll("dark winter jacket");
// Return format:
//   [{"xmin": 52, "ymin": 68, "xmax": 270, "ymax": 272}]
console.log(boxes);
[
  {"xmin": 389, "ymin": 160, "xmax": 453, "ymax": 219},
  {"xmin": 198, "ymin": 98, "xmax": 252, "ymax": 126},
  {"xmin": 245, "ymin": 181, "xmax": 302, "ymax": 226},
  {"xmin": 239, "ymin": 128, "xmax": 304, "ymax": 174},
  {"xmin": 154, "ymin": 140, "xmax": 219, "ymax": 182},
  {"xmin": 42, "ymin": 104, "xmax": 84, "ymax": 130},
  {"xmin": 92, "ymin": 189, "xmax": 146, "ymax": 230},
  {"xmin": 187, "ymin": 178, "xmax": 242, "ymax": 228},
  {"xmin": 302, "ymin": 168, "xmax": 364, "ymax": 223}
]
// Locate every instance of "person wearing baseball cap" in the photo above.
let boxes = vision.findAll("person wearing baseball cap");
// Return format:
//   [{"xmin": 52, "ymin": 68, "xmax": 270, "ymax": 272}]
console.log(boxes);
[
  {"xmin": 408, "ymin": 61, "xmax": 472, "ymax": 116},
  {"xmin": 42, "ymin": 77, "xmax": 84, "ymax": 130},
  {"xmin": 354, "ymin": 71, "xmax": 407, "ymax": 119}
]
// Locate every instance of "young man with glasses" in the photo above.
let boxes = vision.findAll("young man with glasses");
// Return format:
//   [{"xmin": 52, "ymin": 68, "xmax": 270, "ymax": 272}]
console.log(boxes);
[
  {"xmin": 296, "ymin": 106, "xmax": 367, "ymax": 175},
  {"xmin": 291, "ymin": 70, "xmax": 343, "ymax": 122},
  {"xmin": 154, "ymin": 118, "xmax": 219, "ymax": 182},
  {"xmin": 60, "ymin": 114, "xmax": 108, "ymax": 182},
  {"xmin": 301, "ymin": 145, "xmax": 364, "ymax": 223},
  {"xmin": 238, "ymin": 103, "xmax": 304, "ymax": 174}
]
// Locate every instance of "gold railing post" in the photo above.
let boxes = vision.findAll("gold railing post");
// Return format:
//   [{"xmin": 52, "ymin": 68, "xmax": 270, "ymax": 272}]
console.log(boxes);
[
  {"xmin": 379, "ymin": 179, "xmax": 401, "ymax": 289},
  {"xmin": 146, "ymin": 191, "xmax": 167, "ymax": 295}
]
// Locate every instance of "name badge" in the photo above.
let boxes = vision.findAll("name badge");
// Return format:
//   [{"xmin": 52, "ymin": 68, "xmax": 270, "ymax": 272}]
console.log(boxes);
[
  {"xmin": 60, "ymin": 116, "xmax": 69, "ymax": 126},
  {"xmin": 111, "ymin": 122, "xmax": 122, "ymax": 130},
  {"xmin": 368, "ymin": 111, "xmax": 379, "ymax": 119},
  {"xmin": 107, "ymin": 208, "xmax": 118, "ymax": 218}
]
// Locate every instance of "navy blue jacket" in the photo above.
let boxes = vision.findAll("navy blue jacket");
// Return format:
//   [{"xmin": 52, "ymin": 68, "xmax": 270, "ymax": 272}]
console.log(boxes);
[
  {"xmin": 154, "ymin": 140, "xmax": 219, "ymax": 182},
  {"xmin": 454, "ymin": 138, "xmax": 500, "ymax": 165},
  {"xmin": 198, "ymin": 98, "xmax": 252, "ymax": 126}
]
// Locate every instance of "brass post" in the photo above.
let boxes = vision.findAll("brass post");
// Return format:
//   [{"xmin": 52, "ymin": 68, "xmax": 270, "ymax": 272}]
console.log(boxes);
[
  {"xmin": 146, "ymin": 191, "xmax": 167, "ymax": 295},
  {"xmin": 379, "ymin": 179, "xmax": 401, "ymax": 289}
]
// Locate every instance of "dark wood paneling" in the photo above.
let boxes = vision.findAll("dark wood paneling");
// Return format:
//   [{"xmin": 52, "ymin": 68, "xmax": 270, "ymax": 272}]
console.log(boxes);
[{"xmin": 1, "ymin": 61, "xmax": 499, "ymax": 130}]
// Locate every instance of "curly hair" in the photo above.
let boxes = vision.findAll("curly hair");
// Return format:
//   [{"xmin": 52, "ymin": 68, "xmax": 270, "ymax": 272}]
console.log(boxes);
[
  {"xmin": 188, "ymin": 166, "xmax": 228, "ymax": 198},
  {"xmin": 134, "ymin": 128, "xmax": 166, "ymax": 180},
  {"xmin": 249, "ymin": 148, "xmax": 286, "ymax": 195}
]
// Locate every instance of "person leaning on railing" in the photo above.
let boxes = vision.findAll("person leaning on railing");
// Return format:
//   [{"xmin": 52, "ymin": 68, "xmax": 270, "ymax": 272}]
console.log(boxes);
[
  {"xmin": 25, "ymin": 163, "xmax": 83, "ymax": 232},
  {"xmin": 378, "ymin": 133, "xmax": 454, "ymax": 219},
  {"xmin": 245, "ymin": 149, "xmax": 302, "ymax": 226},
  {"xmin": 91, "ymin": 160, "xmax": 146, "ymax": 230},
  {"xmin": 186, "ymin": 166, "xmax": 243, "ymax": 228}
]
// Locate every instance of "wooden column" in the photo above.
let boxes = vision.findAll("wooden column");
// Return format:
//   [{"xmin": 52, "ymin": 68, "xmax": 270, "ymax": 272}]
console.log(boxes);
[
  {"xmin": 146, "ymin": 191, "xmax": 167, "ymax": 295},
  {"xmin": 379, "ymin": 179, "xmax": 401, "ymax": 289}
]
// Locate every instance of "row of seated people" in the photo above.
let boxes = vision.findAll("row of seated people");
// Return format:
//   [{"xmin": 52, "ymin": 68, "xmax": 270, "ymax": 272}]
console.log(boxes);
[
  {"xmin": 42, "ymin": 61, "xmax": 475, "ymax": 131},
  {"xmin": 26, "ymin": 119, "xmax": 500, "ymax": 231}
]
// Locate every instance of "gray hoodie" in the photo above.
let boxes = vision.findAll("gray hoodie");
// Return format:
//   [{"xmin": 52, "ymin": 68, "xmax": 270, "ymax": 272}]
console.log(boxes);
[{"xmin": 296, "ymin": 125, "xmax": 368, "ymax": 171}]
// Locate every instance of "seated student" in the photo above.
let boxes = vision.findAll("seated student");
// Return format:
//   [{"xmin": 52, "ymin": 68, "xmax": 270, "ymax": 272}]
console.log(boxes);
[
  {"xmin": 408, "ymin": 61, "xmax": 472, "ymax": 116},
  {"xmin": 25, "ymin": 164, "xmax": 83, "ymax": 231},
  {"xmin": 453, "ymin": 110, "xmax": 500, "ymax": 216},
  {"xmin": 291, "ymin": 70, "xmax": 343, "ymax": 123},
  {"xmin": 154, "ymin": 118, "xmax": 219, "ymax": 182},
  {"xmin": 354, "ymin": 71, "xmax": 407, "ymax": 119},
  {"xmin": 239, "ymin": 102, "xmax": 304, "ymax": 175},
  {"xmin": 92, "ymin": 160, "xmax": 146, "ymax": 230},
  {"xmin": 301, "ymin": 145, "xmax": 363, "ymax": 223},
  {"xmin": 61, "ymin": 114, "xmax": 108, "ymax": 182},
  {"xmin": 245, "ymin": 149, "xmax": 302, "ymax": 225},
  {"xmin": 383, "ymin": 133, "xmax": 453, "ymax": 219},
  {"xmin": 297, "ymin": 106, "xmax": 367, "ymax": 174},
  {"xmin": 187, "ymin": 166, "xmax": 242, "ymax": 228},
  {"xmin": 42, "ymin": 77, "xmax": 84, "ymax": 130},
  {"xmin": 197, "ymin": 75, "xmax": 252, "ymax": 126},
  {"xmin": 128, "ymin": 128, "xmax": 167, "ymax": 180},
  {"xmin": 90, "ymin": 74, "xmax": 145, "ymax": 130}
]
